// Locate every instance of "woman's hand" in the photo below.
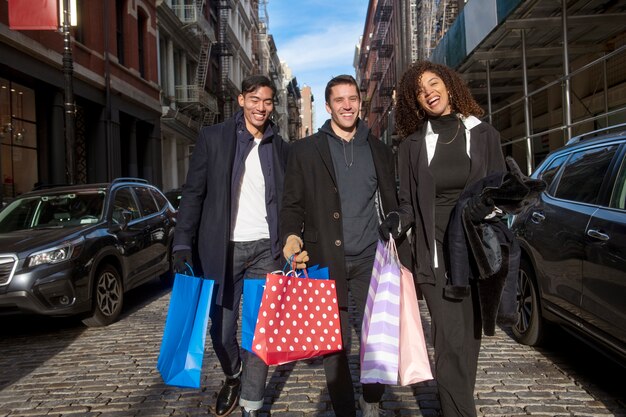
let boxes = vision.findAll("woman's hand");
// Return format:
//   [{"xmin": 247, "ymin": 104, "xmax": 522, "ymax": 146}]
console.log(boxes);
[
  {"xmin": 465, "ymin": 196, "xmax": 495, "ymax": 223},
  {"xmin": 378, "ymin": 212, "xmax": 401, "ymax": 241}
]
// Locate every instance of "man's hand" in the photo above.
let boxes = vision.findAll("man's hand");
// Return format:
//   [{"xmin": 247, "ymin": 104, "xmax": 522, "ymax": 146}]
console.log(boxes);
[
  {"xmin": 282, "ymin": 235, "xmax": 309, "ymax": 269},
  {"xmin": 172, "ymin": 249, "xmax": 193, "ymax": 274}
]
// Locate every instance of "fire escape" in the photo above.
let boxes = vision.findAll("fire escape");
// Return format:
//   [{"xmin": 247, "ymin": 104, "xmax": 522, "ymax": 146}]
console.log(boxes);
[
  {"xmin": 169, "ymin": 0, "xmax": 219, "ymax": 128},
  {"xmin": 358, "ymin": 46, "xmax": 371, "ymax": 121},
  {"xmin": 251, "ymin": 0, "xmax": 261, "ymax": 74},
  {"xmin": 370, "ymin": 0, "xmax": 393, "ymax": 136},
  {"xmin": 257, "ymin": 0, "xmax": 270, "ymax": 77},
  {"xmin": 218, "ymin": 0, "xmax": 234, "ymax": 119}
]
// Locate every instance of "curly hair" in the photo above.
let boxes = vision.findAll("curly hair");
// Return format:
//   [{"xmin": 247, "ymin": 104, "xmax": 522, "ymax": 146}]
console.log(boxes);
[{"xmin": 395, "ymin": 61, "xmax": 484, "ymax": 138}]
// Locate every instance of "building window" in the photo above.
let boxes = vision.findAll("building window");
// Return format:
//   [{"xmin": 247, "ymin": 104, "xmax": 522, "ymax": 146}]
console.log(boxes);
[
  {"xmin": 116, "ymin": 0, "xmax": 125, "ymax": 65},
  {"xmin": 74, "ymin": 0, "xmax": 86, "ymax": 44},
  {"xmin": 138, "ymin": 11, "xmax": 147, "ymax": 77},
  {"xmin": 0, "ymin": 79, "xmax": 38, "ymax": 199},
  {"xmin": 159, "ymin": 36, "xmax": 168, "ymax": 92}
]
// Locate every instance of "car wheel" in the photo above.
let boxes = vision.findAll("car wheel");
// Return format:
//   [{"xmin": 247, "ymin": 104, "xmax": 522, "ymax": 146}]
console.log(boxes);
[
  {"xmin": 82, "ymin": 264, "xmax": 124, "ymax": 327},
  {"xmin": 512, "ymin": 258, "xmax": 544, "ymax": 346}
]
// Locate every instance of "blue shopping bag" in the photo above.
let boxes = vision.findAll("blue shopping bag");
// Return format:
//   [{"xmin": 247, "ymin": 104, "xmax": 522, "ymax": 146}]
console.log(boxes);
[
  {"xmin": 306, "ymin": 264, "xmax": 330, "ymax": 279},
  {"xmin": 157, "ymin": 268, "xmax": 214, "ymax": 388},
  {"xmin": 241, "ymin": 264, "xmax": 329, "ymax": 352},
  {"xmin": 242, "ymin": 278, "xmax": 266, "ymax": 352}
]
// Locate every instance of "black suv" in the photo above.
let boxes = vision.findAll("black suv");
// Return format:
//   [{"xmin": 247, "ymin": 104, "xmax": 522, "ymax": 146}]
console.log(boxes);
[
  {"xmin": 510, "ymin": 124, "xmax": 626, "ymax": 363},
  {"xmin": 0, "ymin": 178, "xmax": 176, "ymax": 326}
]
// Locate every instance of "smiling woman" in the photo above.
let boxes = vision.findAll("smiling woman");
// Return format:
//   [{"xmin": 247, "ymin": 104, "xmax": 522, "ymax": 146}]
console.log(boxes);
[{"xmin": 385, "ymin": 60, "xmax": 508, "ymax": 417}]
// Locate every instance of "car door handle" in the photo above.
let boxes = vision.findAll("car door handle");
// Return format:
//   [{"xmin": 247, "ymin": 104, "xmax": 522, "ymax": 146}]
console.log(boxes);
[
  {"xmin": 531, "ymin": 212, "xmax": 545, "ymax": 223},
  {"xmin": 587, "ymin": 229, "xmax": 609, "ymax": 241}
]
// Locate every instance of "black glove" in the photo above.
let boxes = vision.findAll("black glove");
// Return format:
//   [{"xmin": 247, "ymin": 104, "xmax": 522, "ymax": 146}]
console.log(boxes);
[
  {"xmin": 465, "ymin": 195, "xmax": 495, "ymax": 224},
  {"xmin": 172, "ymin": 249, "xmax": 193, "ymax": 275},
  {"xmin": 378, "ymin": 212, "xmax": 401, "ymax": 241}
]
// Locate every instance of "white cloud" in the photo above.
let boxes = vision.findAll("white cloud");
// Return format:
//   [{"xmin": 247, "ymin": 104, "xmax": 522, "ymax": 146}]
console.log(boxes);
[
  {"xmin": 276, "ymin": 24, "xmax": 361, "ymax": 73},
  {"xmin": 266, "ymin": 1, "xmax": 366, "ymax": 130}
]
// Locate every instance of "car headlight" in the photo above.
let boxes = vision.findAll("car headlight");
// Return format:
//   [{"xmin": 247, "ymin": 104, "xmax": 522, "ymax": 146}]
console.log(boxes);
[{"xmin": 26, "ymin": 237, "xmax": 84, "ymax": 267}]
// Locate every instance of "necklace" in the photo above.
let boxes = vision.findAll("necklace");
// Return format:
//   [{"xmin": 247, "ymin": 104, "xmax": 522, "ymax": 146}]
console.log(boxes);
[
  {"xmin": 342, "ymin": 137, "xmax": 354, "ymax": 168},
  {"xmin": 438, "ymin": 118, "xmax": 462, "ymax": 145}
]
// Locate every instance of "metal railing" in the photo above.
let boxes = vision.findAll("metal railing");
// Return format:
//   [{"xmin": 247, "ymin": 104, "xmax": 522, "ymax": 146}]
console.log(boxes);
[
  {"xmin": 175, "ymin": 85, "xmax": 219, "ymax": 114},
  {"xmin": 171, "ymin": 5, "xmax": 197, "ymax": 24}
]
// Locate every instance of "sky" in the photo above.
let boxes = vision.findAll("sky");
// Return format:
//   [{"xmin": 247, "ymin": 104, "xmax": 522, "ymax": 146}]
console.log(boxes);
[{"xmin": 265, "ymin": 0, "xmax": 368, "ymax": 131}]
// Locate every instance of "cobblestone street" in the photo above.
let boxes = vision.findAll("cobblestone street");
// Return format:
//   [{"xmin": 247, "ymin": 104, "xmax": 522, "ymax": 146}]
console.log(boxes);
[{"xmin": 0, "ymin": 280, "xmax": 624, "ymax": 417}]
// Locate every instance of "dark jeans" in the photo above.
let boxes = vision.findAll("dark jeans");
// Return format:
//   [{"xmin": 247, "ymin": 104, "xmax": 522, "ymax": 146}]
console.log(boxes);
[
  {"xmin": 419, "ymin": 241, "xmax": 481, "ymax": 417},
  {"xmin": 208, "ymin": 239, "xmax": 280, "ymax": 411},
  {"xmin": 323, "ymin": 254, "xmax": 385, "ymax": 417}
]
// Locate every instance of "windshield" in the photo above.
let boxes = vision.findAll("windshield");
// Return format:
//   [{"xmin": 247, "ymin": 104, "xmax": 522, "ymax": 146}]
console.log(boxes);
[{"xmin": 0, "ymin": 191, "xmax": 105, "ymax": 233}]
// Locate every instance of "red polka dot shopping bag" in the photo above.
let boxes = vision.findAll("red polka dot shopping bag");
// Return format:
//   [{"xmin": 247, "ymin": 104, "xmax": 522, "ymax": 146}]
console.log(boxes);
[{"xmin": 251, "ymin": 270, "xmax": 343, "ymax": 365}]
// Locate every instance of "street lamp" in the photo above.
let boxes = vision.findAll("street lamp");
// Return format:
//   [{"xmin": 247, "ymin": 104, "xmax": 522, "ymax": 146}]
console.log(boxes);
[{"xmin": 62, "ymin": 0, "xmax": 76, "ymax": 184}]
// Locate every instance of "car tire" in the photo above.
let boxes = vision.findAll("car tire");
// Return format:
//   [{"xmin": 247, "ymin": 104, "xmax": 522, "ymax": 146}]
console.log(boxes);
[
  {"xmin": 82, "ymin": 264, "xmax": 124, "ymax": 327},
  {"xmin": 512, "ymin": 258, "xmax": 544, "ymax": 346}
]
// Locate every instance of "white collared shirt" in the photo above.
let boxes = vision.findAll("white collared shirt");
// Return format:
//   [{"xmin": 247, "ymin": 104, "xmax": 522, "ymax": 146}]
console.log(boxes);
[{"xmin": 424, "ymin": 115, "xmax": 482, "ymax": 166}]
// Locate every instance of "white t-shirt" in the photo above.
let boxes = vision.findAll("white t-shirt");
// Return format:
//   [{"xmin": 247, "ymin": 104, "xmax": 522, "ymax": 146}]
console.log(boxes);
[{"xmin": 232, "ymin": 138, "xmax": 270, "ymax": 241}]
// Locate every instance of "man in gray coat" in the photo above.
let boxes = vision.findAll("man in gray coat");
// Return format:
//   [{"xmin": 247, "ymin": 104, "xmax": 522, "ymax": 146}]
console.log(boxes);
[{"xmin": 173, "ymin": 75, "xmax": 289, "ymax": 417}]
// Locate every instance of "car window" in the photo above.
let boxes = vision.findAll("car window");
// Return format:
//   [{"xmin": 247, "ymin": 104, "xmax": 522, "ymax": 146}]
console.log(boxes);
[
  {"xmin": 0, "ymin": 191, "xmax": 105, "ymax": 232},
  {"xmin": 151, "ymin": 188, "xmax": 169, "ymax": 210},
  {"xmin": 610, "ymin": 154, "xmax": 626, "ymax": 210},
  {"xmin": 134, "ymin": 186, "xmax": 159, "ymax": 216},
  {"xmin": 554, "ymin": 145, "xmax": 618, "ymax": 205},
  {"xmin": 112, "ymin": 187, "xmax": 141, "ymax": 224},
  {"xmin": 538, "ymin": 154, "xmax": 568, "ymax": 196},
  {"xmin": 69, "ymin": 192, "xmax": 105, "ymax": 222},
  {"xmin": 0, "ymin": 199, "xmax": 35, "ymax": 232},
  {"xmin": 165, "ymin": 190, "xmax": 182, "ymax": 209}
]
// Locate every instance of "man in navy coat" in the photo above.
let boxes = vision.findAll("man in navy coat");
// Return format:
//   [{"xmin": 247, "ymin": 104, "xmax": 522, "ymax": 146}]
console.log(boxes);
[{"xmin": 173, "ymin": 75, "xmax": 289, "ymax": 417}]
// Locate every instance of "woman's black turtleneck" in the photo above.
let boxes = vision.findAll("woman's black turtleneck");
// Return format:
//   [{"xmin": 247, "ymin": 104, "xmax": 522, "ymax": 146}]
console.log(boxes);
[{"xmin": 428, "ymin": 113, "xmax": 470, "ymax": 244}]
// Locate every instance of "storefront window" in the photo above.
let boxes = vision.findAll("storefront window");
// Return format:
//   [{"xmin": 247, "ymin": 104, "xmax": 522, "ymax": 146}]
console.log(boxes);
[{"xmin": 0, "ymin": 78, "xmax": 38, "ymax": 199}]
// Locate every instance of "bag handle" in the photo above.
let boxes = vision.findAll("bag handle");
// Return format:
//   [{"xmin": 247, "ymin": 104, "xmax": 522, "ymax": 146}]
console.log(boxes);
[
  {"xmin": 283, "ymin": 255, "xmax": 310, "ymax": 279},
  {"xmin": 385, "ymin": 236, "xmax": 401, "ymax": 265},
  {"xmin": 180, "ymin": 262, "xmax": 194, "ymax": 276}
]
